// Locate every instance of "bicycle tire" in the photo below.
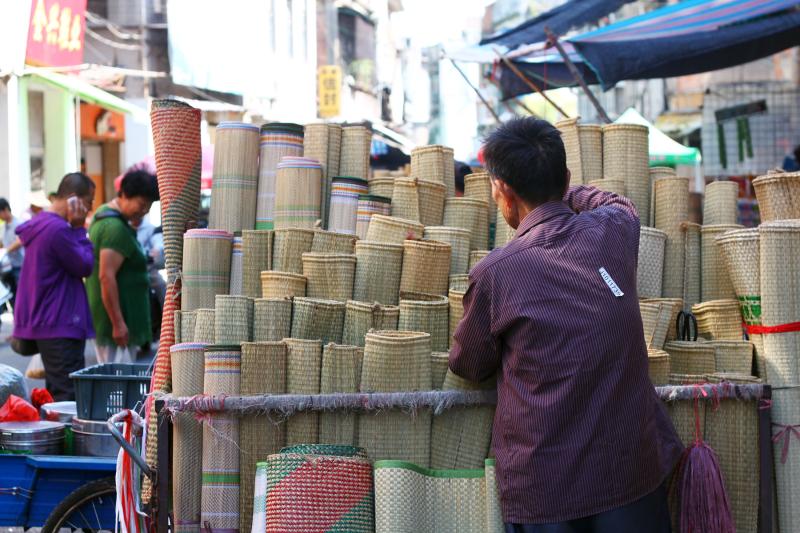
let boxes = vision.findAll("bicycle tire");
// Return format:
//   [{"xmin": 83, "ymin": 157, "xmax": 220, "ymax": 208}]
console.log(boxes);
[{"xmin": 41, "ymin": 476, "xmax": 117, "ymax": 533}]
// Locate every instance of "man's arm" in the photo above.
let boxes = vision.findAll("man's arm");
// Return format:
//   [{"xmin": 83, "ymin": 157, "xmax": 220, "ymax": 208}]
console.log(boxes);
[
  {"xmin": 565, "ymin": 184, "xmax": 640, "ymax": 223},
  {"xmin": 449, "ymin": 277, "xmax": 501, "ymax": 382},
  {"xmin": 6, "ymin": 238, "xmax": 22, "ymax": 254},
  {"xmin": 99, "ymin": 248, "xmax": 129, "ymax": 346},
  {"xmin": 51, "ymin": 227, "xmax": 94, "ymax": 278}
]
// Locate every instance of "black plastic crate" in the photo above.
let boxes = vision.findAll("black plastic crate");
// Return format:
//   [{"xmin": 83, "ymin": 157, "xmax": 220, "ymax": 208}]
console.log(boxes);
[{"xmin": 70, "ymin": 363, "xmax": 151, "ymax": 421}]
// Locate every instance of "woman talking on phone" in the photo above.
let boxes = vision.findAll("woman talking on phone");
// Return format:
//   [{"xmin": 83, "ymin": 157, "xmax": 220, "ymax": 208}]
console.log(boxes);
[{"xmin": 11, "ymin": 173, "xmax": 96, "ymax": 401}]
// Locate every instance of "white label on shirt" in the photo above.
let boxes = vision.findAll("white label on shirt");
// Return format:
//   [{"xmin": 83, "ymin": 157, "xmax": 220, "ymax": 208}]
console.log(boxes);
[{"xmin": 599, "ymin": 267, "xmax": 624, "ymax": 297}]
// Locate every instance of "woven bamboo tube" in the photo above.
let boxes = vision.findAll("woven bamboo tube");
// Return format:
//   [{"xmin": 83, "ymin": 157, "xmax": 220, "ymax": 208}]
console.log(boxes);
[
  {"xmin": 311, "ymin": 229, "xmax": 357, "ymax": 254},
  {"xmin": 424, "ymin": 226, "xmax": 471, "ymax": 275},
  {"xmin": 469, "ymin": 250, "xmax": 490, "ymax": 271},
  {"xmin": 555, "ymin": 118, "xmax": 582, "ymax": 185},
  {"xmin": 682, "ymin": 222, "xmax": 701, "ymax": 311},
  {"xmin": 319, "ymin": 344, "xmax": 364, "ymax": 446},
  {"xmin": 410, "ymin": 145, "xmax": 445, "ymax": 184},
  {"xmin": 692, "ymin": 300, "xmax": 743, "ymax": 341},
  {"xmin": 450, "ymin": 274, "xmax": 470, "ymax": 292},
  {"xmin": 449, "ymin": 288, "xmax": 465, "ymax": 349},
  {"xmin": 256, "ymin": 123, "xmax": 304, "ymax": 230},
  {"xmin": 253, "ymin": 298, "xmax": 292, "ymax": 342},
  {"xmin": 193, "ymin": 309, "xmax": 216, "ymax": 344},
  {"xmin": 328, "ymin": 177, "xmax": 369, "ymax": 235},
  {"xmin": 229, "ymin": 234, "xmax": 243, "ymax": 295},
  {"xmin": 364, "ymin": 214, "xmax": 424, "ymax": 244},
  {"xmin": 272, "ymin": 228, "xmax": 314, "ymax": 273},
  {"xmin": 398, "ymin": 294, "xmax": 449, "ymax": 352},
  {"xmin": 260, "ymin": 271, "xmax": 306, "ymax": 299},
  {"xmin": 174, "ymin": 310, "xmax": 183, "ymax": 344},
  {"xmin": 442, "ymin": 147, "xmax": 456, "ymax": 198},
  {"xmin": 353, "ymin": 240, "xmax": 403, "ymax": 305},
  {"xmin": 648, "ymin": 167, "xmax": 675, "ymax": 227},
  {"xmin": 587, "ymin": 178, "xmax": 626, "ymax": 196},
  {"xmin": 180, "ymin": 310, "xmax": 197, "ymax": 343},
  {"xmin": 647, "ymin": 348, "xmax": 670, "ymax": 385},
  {"xmin": 391, "ymin": 177, "xmax": 446, "ymax": 226},
  {"xmin": 641, "ymin": 298, "xmax": 684, "ymax": 343},
  {"xmin": 664, "ymin": 341, "xmax": 716, "ymax": 376},
  {"xmin": 368, "ymin": 177, "xmax": 396, "ymax": 200},
  {"xmin": 239, "ymin": 341, "xmax": 287, "ymax": 533},
  {"xmin": 301, "ymin": 253, "xmax": 356, "ymax": 302},
  {"xmin": 214, "ymin": 295, "xmax": 254, "ymax": 344},
  {"xmin": 400, "ymin": 239, "xmax": 451, "ymax": 296},
  {"xmin": 703, "ymin": 180, "xmax": 739, "ymax": 225},
  {"xmin": 431, "ymin": 352, "xmax": 449, "ymax": 389},
  {"xmin": 637, "ymin": 227, "xmax": 666, "ymax": 299},
  {"xmin": 494, "ymin": 206, "xmax": 516, "ymax": 248},
  {"xmin": 710, "ymin": 340, "xmax": 753, "ymax": 375},
  {"xmin": 578, "ymin": 124, "xmax": 603, "ymax": 183},
  {"xmin": 654, "ymin": 176, "xmax": 689, "ymax": 298},
  {"xmin": 603, "ymin": 123, "xmax": 649, "ymax": 224},
  {"xmin": 342, "ymin": 301, "xmax": 400, "ymax": 347},
  {"xmin": 752, "ymin": 171, "xmax": 800, "ymax": 222},
  {"xmin": 464, "ymin": 172, "xmax": 495, "ymax": 225},
  {"xmin": 209, "ymin": 122, "xmax": 260, "ymax": 232},
  {"xmin": 444, "ymin": 197, "xmax": 489, "ymax": 251},
  {"xmin": 274, "ymin": 156, "xmax": 322, "ymax": 230},
  {"xmin": 772, "ymin": 388, "xmax": 800, "ymax": 533},
  {"xmin": 303, "ymin": 123, "xmax": 342, "ymax": 229},
  {"xmin": 290, "ymin": 297, "xmax": 345, "ymax": 344},
  {"xmin": 284, "ymin": 338, "xmax": 323, "ymax": 446},
  {"xmin": 359, "ymin": 330, "xmax": 432, "ymax": 465},
  {"xmin": 339, "ymin": 125, "xmax": 371, "ymax": 181},
  {"xmin": 241, "ymin": 230, "xmax": 273, "ymax": 298},
  {"xmin": 701, "ymin": 224, "xmax": 742, "ymax": 301},
  {"xmin": 356, "ymin": 195, "xmax": 392, "ymax": 240},
  {"xmin": 182, "ymin": 229, "xmax": 233, "ymax": 311}
]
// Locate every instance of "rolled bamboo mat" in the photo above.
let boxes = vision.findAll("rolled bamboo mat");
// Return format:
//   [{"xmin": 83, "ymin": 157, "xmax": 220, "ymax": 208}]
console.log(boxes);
[
  {"xmin": 284, "ymin": 338, "xmax": 323, "ymax": 445},
  {"xmin": 209, "ymin": 122, "xmax": 260, "ymax": 232},
  {"xmin": 260, "ymin": 271, "xmax": 306, "ymax": 299},
  {"xmin": 171, "ymin": 343, "xmax": 207, "ymax": 533},
  {"xmin": 272, "ymin": 228, "xmax": 314, "ymax": 273},
  {"xmin": 239, "ymin": 342, "xmax": 287, "ymax": 533},
  {"xmin": 274, "ymin": 156, "xmax": 322, "ymax": 230},
  {"xmin": 353, "ymin": 241, "xmax": 403, "ymax": 305},
  {"xmin": 681, "ymin": 222, "xmax": 701, "ymax": 311},
  {"xmin": 398, "ymin": 294, "xmax": 450, "ymax": 353},
  {"xmin": 430, "ymin": 370, "xmax": 495, "ymax": 469},
  {"xmin": 578, "ymin": 124, "xmax": 603, "ymax": 183},
  {"xmin": 703, "ymin": 180, "xmax": 739, "ymax": 225},
  {"xmin": 555, "ymin": 118, "xmax": 583, "ymax": 185},
  {"xmin": 449, "ymin": 289, "xmax": 465, "ymax": 350},
  {"xmin": 692, "ymin": 299, "xmax": 743, "ymax": 341},
  {"xmin": 701, "ymin": 224, "xmax": 742, "ymax": 301},
  {"xmin": 603, "ymin": 123, "xmax": 649, "ymax": 224},
  {"xmin": 201, "ymin": 345, "xmax": 241, "ymax": 533},
  {"xmin": 647, "ymin": 349, "xmax": 670, "ymax": 385},
  {"xmin": 229, "ymin": 234, "xmax": 243, "ymax": 295},
  {"xmin": 771, "ymin": 388, "xmax": 800, "ymax": 533},
  {"xmin": 193, "ymin": 309, "xmax": 216, "ymax": 344},
  {"xmin": 464, "ymin": 172, "xmax": 495, "ymax": 226},
  {"xmin": 444, "ymin": 198, "xmax": 489, "ymax": 250},
  {"xmin": 241, "ymin": 230, "xmax": 273, "ymax": 298},
  {"xmin": 303, "ymin": 123, "xmax": 342, "ymax": 229},
  {"xmin": 637, "ymin": 227, "xmax": 666, "ymax": 299},
  {"xmin": 339, "ymin": 125, "xmax": 371, "ymax": 181},
  {"xmin": 356, "ymin": 194, "xmax": 391, "ymax": 240},
  {"xmin": 368, "ymin": 177, "xmax": 396, "ymax": 200},
  {"xmin": 424, "ymin": 226, "xmax": 471, "ymax": 275},
  {"xmin": 391, "ymin": 177, "xmax": 446, "ymax": 226},
  {"xmin": 342, "ymin": 300, "xmax": 399, "ymax": 347},
  {"xmin": 329, "ymin": 177, "xmax": 369, "ymax": 235},
  {"xmin": 410, "ymin": 145, "xmax": 445, "ymax": 184},
  {"xmin": 253, "ymin": 298, "xmax": 292, "ymax": 342},
  {"xmin": 648, "ymin": 167, "xmax": 675, "ymax": 227},
  {"xmin": 182, "ymin": 229, "xmax": 233, "ymax": 311},
  {"xmin": 431, "ymin": 352, "xmax": 449, "ymax": 389},
  {"xmin": 494, "ymin": 206, "xmax": 516, "ymax": 248},
  {"xmin": 400, "ymin": 239, "xmax": 451, "ymax": 296},
  {"xmin": 752, "ymin": 171, "xmax": 800, "ymax": 222},
  {"xmin": 180, "ymin": 310, "xmax": 198, "ymax": 343},
  {"xmin": 319, "ymin": 344, "xmax": 363, "ymax": 445},
  {"xmin": 290, "ymin": 297, "xmax": 345, "ymax": 344},
  {"xmin": 654, "ymin": 176, "xmax": 689, "ymax": 298},
  {"xmin": 214, "ymin": 295, "xmax": 254, "ymax": 344},
  {"xmin": 709, "ymin": 340, "xmax": 753, "ymax": 375},
  {"xmin": 256, "ymin": 123, "xmax": 304, "ymax": 230},
  {"xmin": 485, "ymin": 459, "xmax": 504, "ymax": 533},
  {"xmin": 666, "ymin": 375, "xmax": 709, "ymax": 449},
  {"xmin": 359, "ymin": 331, "xmax": 432, "ymax": 465},
  {"xmin": 450, "ymin": 274, "xmax": 469, "ymax": 292},
  {"xmin": 442, "ymin": 147, "xmax": 456, "ymax": 198},
  {"xmin": 641, "ymin": 298, "xmax": 683, "ymax": 342},
  {"xmin": 663, "ymin": 341, "xmax": 716, "ymax": 376},
  {"xmin": 301, "ymin": 252, "xmax": 356, "ymax": 302},
  {"xmin": 311, "ymin": 229, "xmax": 357, "ymax": 254},
  {"xmin": 469, "ymin": 250, "xmax": 490, "ymax": 271},
  {"xmin": 174, "ymin": 311, "xmax": 183, "ymax": 344},
  {"xmin": 365, "ymin": 214, "xmax": 424, "ymax": 244},
  {"xmin": 587, "ymin": 178, "xmax": 626, "ymax": 196},
  {"xmin": 251, "ymin": 462, "xmax": 267, "ymax": 533}
]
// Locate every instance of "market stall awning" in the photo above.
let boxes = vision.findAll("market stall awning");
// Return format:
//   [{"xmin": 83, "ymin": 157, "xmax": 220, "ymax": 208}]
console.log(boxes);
[{"xmin": 615, "ymin": 108, "xmax": 700, "ymax": 166}]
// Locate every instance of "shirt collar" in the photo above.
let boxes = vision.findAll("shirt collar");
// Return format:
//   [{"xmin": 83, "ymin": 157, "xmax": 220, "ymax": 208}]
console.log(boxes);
[{"xmin": 514, "ymin": 201, "xmax": 573, "ymax": 239}]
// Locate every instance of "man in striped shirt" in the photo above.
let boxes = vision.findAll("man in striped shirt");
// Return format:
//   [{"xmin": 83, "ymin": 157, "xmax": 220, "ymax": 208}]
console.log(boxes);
[{"xmin": 450, "ymin": 118, "xmax": 683, "ymax": 532}]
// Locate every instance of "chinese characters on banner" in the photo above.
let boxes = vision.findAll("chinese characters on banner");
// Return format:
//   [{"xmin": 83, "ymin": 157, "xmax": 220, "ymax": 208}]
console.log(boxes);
[
  {"xmin": 26, "ymin": 0, "xmax": 87, "ymax": 67},
  {"xmin": 317, "ymin": 65, "xmax": 342, "ymax": 118}
]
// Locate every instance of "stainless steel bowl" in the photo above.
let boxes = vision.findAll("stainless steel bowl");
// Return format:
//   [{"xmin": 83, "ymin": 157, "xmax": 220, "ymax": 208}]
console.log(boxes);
[
  {"xmin": 0, "ymin": 421, "xmax": 65, "ymax": 455},
  {"xmin": 72, "ymin": 417, "xmax": 120, "ymax": 457},
  {"xmin": 40, "ymin": 401, "xmax": 77, "ymax": 424}
]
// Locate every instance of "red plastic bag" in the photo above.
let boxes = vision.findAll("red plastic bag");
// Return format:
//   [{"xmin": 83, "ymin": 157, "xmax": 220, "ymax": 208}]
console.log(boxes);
[
  {"xmin": 30, "ymin": 388, "xmax": 54, "ymax": 409},
  {"xmin": 0, "ymin": 395, "xmax": 39, "ymax": 422}
]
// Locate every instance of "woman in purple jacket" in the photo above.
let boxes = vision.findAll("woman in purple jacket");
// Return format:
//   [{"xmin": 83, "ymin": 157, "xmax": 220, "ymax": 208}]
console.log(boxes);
[{"xmin": 13, "ymin": 173, "xmax": 96, "ymax": 400}]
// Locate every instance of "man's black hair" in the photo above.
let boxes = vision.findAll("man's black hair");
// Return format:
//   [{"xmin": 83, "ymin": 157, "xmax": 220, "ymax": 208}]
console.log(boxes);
[
  {"xmin": 119, "ymin": 170, "xmax": 160, "ymax": 202},
  {"xmin": 0, "ymin": 198, "xmax": 10, "ymax": 213},
  {"xmin": 56, "ymin": 172, "xmax": 96, "ymax": 199},
  {"xmin": 482, "ymin": 117, "xmax": 568, "ymax": 205}
]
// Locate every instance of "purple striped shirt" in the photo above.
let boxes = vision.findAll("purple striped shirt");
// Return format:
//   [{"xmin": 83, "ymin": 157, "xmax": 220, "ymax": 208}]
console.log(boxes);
[{"xmin": 450, "ymin": 185, "xmax": 683, "ymax": 524}]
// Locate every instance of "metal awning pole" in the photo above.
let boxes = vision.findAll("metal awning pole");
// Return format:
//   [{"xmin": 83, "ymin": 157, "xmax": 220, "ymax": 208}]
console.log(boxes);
[
  {"xmin": 447, "ymin": 56, "xmax": 502, "ymax": 123},
  {"xmin": 493, "ymin": 48, "xmax": 569, "ymax": 119}
]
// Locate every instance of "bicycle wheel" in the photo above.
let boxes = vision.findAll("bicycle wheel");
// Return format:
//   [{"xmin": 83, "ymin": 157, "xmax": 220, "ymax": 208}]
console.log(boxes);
[{"xmin": 41, "ymin": 477, "xmax": 117, "ymax": 533}]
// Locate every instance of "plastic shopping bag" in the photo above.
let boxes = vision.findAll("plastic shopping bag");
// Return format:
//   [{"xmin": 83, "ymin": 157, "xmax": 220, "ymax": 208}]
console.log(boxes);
[{"xmin": 25, "ymin": 353, "xmax": 46, "ymax": 379}]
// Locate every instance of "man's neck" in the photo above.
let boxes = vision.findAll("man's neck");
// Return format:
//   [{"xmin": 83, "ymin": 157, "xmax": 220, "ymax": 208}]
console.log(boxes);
[{"xmin": 49, "ymin": 199, "xmax": 68, "ymax": 220}]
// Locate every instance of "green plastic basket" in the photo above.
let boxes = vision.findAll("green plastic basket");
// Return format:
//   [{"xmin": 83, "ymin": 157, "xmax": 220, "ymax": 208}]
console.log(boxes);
[{"xmin": 70, "ymin": 363, "xmax": 151, "ymax": 421}]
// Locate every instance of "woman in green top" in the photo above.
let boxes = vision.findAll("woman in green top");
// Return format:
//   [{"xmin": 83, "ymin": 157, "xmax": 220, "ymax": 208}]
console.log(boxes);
[{"xmin": 87, "ymin": 170, "xmax": 160, "ymax": 363}]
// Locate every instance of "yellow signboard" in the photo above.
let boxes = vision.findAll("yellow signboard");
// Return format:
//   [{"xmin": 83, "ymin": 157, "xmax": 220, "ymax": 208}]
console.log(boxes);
[{"xmin": 318, "ymin": 65, "xmax": 342, "ymax": 118}]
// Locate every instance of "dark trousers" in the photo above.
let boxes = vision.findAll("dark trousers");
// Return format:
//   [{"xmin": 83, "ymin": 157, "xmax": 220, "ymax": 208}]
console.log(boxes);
[
  {"xmin": 37, "ymin": 338, "xmax": 86, "ymax": 401},
  {"xmin": 505, "ymin": 484, "xmax": 671, "ymax": 533}
]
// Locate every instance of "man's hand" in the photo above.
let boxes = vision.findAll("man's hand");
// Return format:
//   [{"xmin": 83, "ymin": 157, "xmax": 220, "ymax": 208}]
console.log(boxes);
[
  {"xmin": 67, "ymin": 196, "xmax": 88, "ymax": 228},
  {"xmin": 112, "ymin": 321, "xmax": 129, "ymax": 347}
]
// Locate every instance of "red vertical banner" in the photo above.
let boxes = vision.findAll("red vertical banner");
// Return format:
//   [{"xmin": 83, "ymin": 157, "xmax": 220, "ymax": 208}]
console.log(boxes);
[{"xmin": 26, "ymin": 0, "xmax": 87, "ymax": 67}]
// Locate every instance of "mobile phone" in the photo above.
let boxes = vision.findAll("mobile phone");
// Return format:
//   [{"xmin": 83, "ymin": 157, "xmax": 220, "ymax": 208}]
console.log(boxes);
[{"xmin": 67, "ymin": 196, "xmax": 80, "ymax": 211}]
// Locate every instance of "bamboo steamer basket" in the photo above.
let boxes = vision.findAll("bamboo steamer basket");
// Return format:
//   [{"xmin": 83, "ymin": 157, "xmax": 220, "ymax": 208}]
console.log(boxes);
[
  {"xmin": 637, "ymin": 227, "xmax": 666, "ymax": 299},
  {"xmin": 353, "ymin": 240, "xmax": 403, "ymax": 305},
  {"xmin": 654, "ymin": 176, "xmax": 689, "ymax": 298},
  {"xmin": 328, "ymin": 177, "xmax": 369, "ymax": 235},
  {"xmin": 303, "ymin": 123, "xmax": 342, "ymax": 229},
  {"xmin": 752, "ymin": 171, "xmax": 800, "ymax": 222},
  {"xmin": 578, "ymin": 124, "xmax": 603, "ymax": 183},
  {"xmin": 260, "ymin": 271, "xmax": 306, "ymax": 299},
  {"xmin": 355, "ymin": 195, "xmax": 392, "ymax": 240},
  {"xmin": 444, "ymin": 198, "xmax": 489, "ymax": 251},
  {"xmin": 256, "ymin": 122, "xmax": 304, "ymax": 230},
  {"xmin": 209, "ymin": 122, "xmax": 260, "ymax": 233},
  {"xmin": 587, "ymin": 178, "xmax": 626, "ymax": 196},
  {"xmin": 398, "ymin": 294, "xmax": 449, "ymax": 353},
  {"xmin": 342, "ymin": 300, "xmax": 400, "ymax": 347},
  {"xmin": 339, "ymin": 125, "xmax": 371, "ymax": 181},
  {"xmin": 703, "ymin": 180, "xmax": 739, "ymax": 225},
  {"xmin": 400, "ymin": 239, "xmax": 451, "ymax": 296},
  {"xmin": 365, "ymin": 215, "xmax": 424, "ymax": 244},
  {"xmin": 424, "ymin": 226, "xmax": 471, "ymax": 275},
  {"xmin": 391, "ymin": 177, "xmax": 446, "ymax": 227},
  {"xmin": 273, "ymin": 156, "xmax": 322, "ymax": 230},
  {"xmin": 701, "ymin": 224, "xmax": 742, "ymax": 301},
  {"xmin": 301, "ymin": 253, "xmax": 356, "ymax": 302},
  {"xmin": 603, "ymin": 123, "xmax": 649, "ymax": 225},
  {"xmin": 555, "ymin": 118, "xmax": 582, "ymax": 186},
  {"xmin": 272, "ymin": 228, "xmax": 314, "ymax": 273}
]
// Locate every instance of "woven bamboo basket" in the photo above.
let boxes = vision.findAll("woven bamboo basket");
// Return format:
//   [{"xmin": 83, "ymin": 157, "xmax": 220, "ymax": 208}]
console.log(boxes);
[
  {"xmin": 682, "ymin": 222, "xmax": 701, "ymax": 311},
  {"xmin": 239, "ymin": 341, "xmax": 287, "ymax": 532},
  {"xmin": 449, "ymin": 289, "xmax": 465, "ymax": 350},
  {"xmin": 555, "ymin": 118, "xmax": 583, "ymax": 185},
  {"xmin": 342, "ymin": 300, "xmax": 400, "ymax": 347},
  {"xmin": 228, "ymin": 234, "xmax": 243, "ymax": 296},
  {"xmin": 252, "ymin": 298, "xmax": 292, "ymax": 342},
  {"xmin": 272, "ymin": 228, "xmax": 314, "ymax": 273},
  {"xmin": 368, "ymin": 177, "xmax": 396, "ymax": 200},
  {"xmin": 353, "ymin": 240, "xmax": 403, "ymax": 305},
  {"xmin": 431, "ymin": 352, "xmax": 449, "ymax": 389},
  {"xmin": 319, "ymin": 344, "xmax": 364, "ymax": 446},
  {"xmin": 392, "ymin": 177, "xmax": 446, "ymax": 227},
  {"xmin": 663, "ymin": 341, "xmax": 716, "ymax": 375},
  {"xmin": 485, "ymin": 459, "xmax": 504, "ymax": 533},
  {"xmin": 241, "ymin": 230, "xmax": 273, "ymax": 298},
  {"xmin": 328, "ymin": 177, "xmax": 369, "ymax": 235},
  {"xmin": 400, "ymin": 239, "xmax": 451, "ymax": 296},
  {"xmin": 469, "ymin": 250, "xmax": 490, "ymax": 272},
  {"xmin": 578, "ymin": 124, "xmax": 603, "ymax": 183},
  {"xmin": 174, "ymin": 310, "xmax": 183, "ymax": 344},
  {"xmin": 648, "ymin": 167, "xmax": 675, "ymax": 227},
  {"xmin": 464, "ymin": 172, "xmax": 495, "ymax": 225},
  {"xmin": 180, "ymin": 310, "xmax": 197, "ymax": 343},
  {"xmin": 641, "ymin": 298, "xmax": 684, "ymax": 342},
  {"xmin": 290, "ymin": 297, "xmax": 345, "ymax": 344},
  {"xmin": 274, "ymin": 156, "xmax": 322, "ymax": 230},
  {"xmin": 302, "ymin": 252, "xmax": 356, "ymax": 301},
  {"xmin": 639, "ymin": 301, "xmax": 662, "ymax": 349},
  {"xmin": 303, "ymin": 123, "xmax": 342, "ymax": 229},
  {"xmin": 283, "ymin": 338, "xmax": 323, "ymax": 446},
  {"xmin": 450, "ymin": 274, "xmax": 470, "ymax": 292},
  {"xmin": 647, "ymin": 349, "xmax": 670, "ymax": 385},
  {"xmin": 703, "ymin": 180, "xmax": 739, "ymax": 225},
  {"xmin": 365, "ymin": 214, "xmax": 424, "ymax": 244},
  {"xmin": 752, "ymin": 171, "xmax": 800, "ymax": 222},
  {"xmin": 654, "ymin": 176, "xmax": 689, "ymax": 298},
  {"xmin": 637, "ymin": 227, "xmax": 666, "ymax": 298},
  {"xmin": 587, "ymin": 178, "xmax": 626, "ymax": 196},
  {"xmin": 424, "ymin": 226, "xmax": 471, "ymax": 275},
  {"xmin": 398, "ymin": 294, "xmax": 450, "ymax": 353},
  {"xmin": 494, "ymin": 206, "xmax": 516, "ymax": 248},
  {"xmin": 356, "ymin": 194, "xmax": 392, "ymax": 240},
  {"xmin": 444, "ymin": 198, "xmax": 489, "ymax": 251},
  {"xmin": 710, "ymin": 340, "xmax": 753, "ymax": 375},
  {"xmin": 209, "ymin": 122, "xmax": 260, "ymax": 232},
  {"xmin": 312, "ymin": 230, "xmax": 357, "ymax": 256},
  {"xmin": 256, "ymin": 123, "xmax": 304, "ymax": 230},
  {"xmin": 214, "ymin": 295, "xmax": 254, "ymax": 344},
  {"xmin": 442, "ymin": 147, "xmax": 456, "ymax": 198},
  {"xmin": 410, "ymin": 145, "xmax": 445, "ymax": 184},
  {"xmin": 339, "ymin": 125, "xmax": 371, "ymax": 181},
  {"xmin": 182, "ymin": 229, "xmax": 233, "ymax": 311},
  {"xmin": 603, "ymin": 123, "xmax": 649, "ymax": 224},
  {"xmin": 193, "ymin": 309, "xmax": 216, "ymax": 344},
  {"xmin": 701, "ymin": 224, "xmax": 742, "ymax": 301},
  {"xmin": 260, "ymin": 271, "xmax": 306, "ymax": 299},
  {"xmin": 771, "ymin": 388, "xmax": 800, "ymax": 532},
  {"xmin": 692, "ymin": 299, "xmax": 743, "ymax": 341}
]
